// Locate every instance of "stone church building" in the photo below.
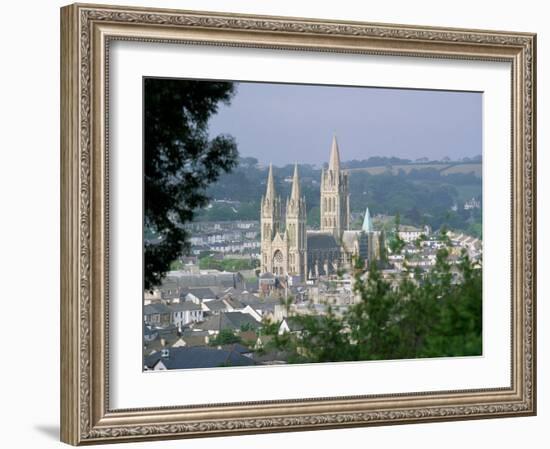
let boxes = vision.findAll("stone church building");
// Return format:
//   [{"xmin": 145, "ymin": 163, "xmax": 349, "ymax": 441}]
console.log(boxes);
[{"xmin": 260, "ymin": 136, "xmax": 378, "ymax": 281}]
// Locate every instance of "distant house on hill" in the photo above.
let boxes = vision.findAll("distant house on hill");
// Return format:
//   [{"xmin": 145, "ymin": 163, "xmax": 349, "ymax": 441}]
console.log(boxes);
[{"xmin": 397, "ymin": 225, "xmax": 430, "ymax": 243}]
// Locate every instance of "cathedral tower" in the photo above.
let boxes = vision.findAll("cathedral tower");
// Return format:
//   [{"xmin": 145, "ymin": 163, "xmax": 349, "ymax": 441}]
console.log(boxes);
[
  {"xmin": 320, "ymin": 136, "xmax": 350, "ymax": 239},
  {"xmin": 260, "ymin": 164, "xmax": 282, "ymax": 273},
  {"xmin": 285, "ymin": 164, "xmax": 307, "ymax": 280}
]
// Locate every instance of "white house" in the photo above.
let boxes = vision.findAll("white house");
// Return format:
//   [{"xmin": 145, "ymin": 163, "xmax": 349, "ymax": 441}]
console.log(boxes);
[
  {"xmin": 397, "ymin": 225, "xmax": 430, "ymax": 243},
  {"xmin": 241, "ymin": 305, "xmax": 262, "ymax": 322},
  {"xmin": 169, "ymin": 302, "xmax": 203, "ymax": 329}
]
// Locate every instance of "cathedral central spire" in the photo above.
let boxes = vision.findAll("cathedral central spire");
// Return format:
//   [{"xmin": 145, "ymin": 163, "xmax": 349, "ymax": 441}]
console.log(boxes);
[
  {"xmin": 290, "ymin": 163, "xmax": 300, "ymax": 201},
  {"xmin": 328, "ymin": 135, "xmax": 341, "ymax": 172},
  {"xmin": 320, "ymin": 135, "xmax": 350, "ymax": 239}
]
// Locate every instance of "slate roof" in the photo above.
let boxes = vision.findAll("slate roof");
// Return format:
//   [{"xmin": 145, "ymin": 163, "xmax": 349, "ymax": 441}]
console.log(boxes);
[
  {"xmin": 306, "ymin": 232, "xmax": 339, "ymax": 250},
  {"xmin": 223, "ymin": 296, "xmax": 245, "ymax": 310},
  {"xmin": 154, "ymin": 325, "xmax": 179, "ymax": 337},
  {"xmin": 203, "ymin": 299, "xmax": 228, "ymax": 312},
  {"xmin": 181, "ymin": 329, "xmax": 210, "ymax": 337},
  {"xmin": 221, "ymin": 343, "xmax": 252, "ymax": 354},
  {"xmin": 164, "ymin": 272, "xmax": 238, "ymax": 289},
  {"xmin": 169, "ymin": 302, "xmax": 202, "ymax": 312},
  {"xmin": 197, "ymin": 312, "xmax": 261, "ymax": 332},
  {"xmin": 180, "ymin": 335, "xmax": 209, "ymax": 347},
  {"xmin": 231, "ymin": 291, "xmax": 258, "ymax": 302},
  {"xmin": 186, "ymin": 287, "xmax": 218, "ymax": 299},
  {"xmin": 143, "ymin": 324, "xmax": 157, "ymax": 338},
  {"xmin": 242, "ymin": 297, "xmax": 279, "ymax": 313},
  {"xmin": 143, "ymin": 334, "xmax": 180, "ymax": 356},
  {"xmin": 144, "ymin": 303, "xmax": 172, "ymax": 315},
  {"xmin": 144, "ymin": 346, "xmax": 257, "ymax": 370}
]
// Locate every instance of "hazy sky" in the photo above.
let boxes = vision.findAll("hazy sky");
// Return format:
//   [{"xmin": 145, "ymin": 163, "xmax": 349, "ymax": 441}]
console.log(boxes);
[{"xmin": 208, "ymin": 81, "xmax": 482, "ymax": 166}]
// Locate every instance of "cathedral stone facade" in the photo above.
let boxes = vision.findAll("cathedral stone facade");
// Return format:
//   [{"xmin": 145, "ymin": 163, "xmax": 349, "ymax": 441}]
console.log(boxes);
[{"xmin": 260, "ymin": 136, "xmax": 374, "ymax": 282}]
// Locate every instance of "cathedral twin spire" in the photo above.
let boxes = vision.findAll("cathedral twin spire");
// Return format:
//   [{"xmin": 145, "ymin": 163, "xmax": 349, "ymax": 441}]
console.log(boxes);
[
  {"xmin": 328, "ymin": 135, "xmax": 341, "ymax": 173},
  {"xmin": 265, "ymin": 162, "xmax": 276, "ymax": 202},
  {"xmin": 290, "ymin": 163, "xmax": 301, "ymax": 202},
  {"xmin": 264, "ymin": 162, "xmax": 302, "ymax": 208},
  {"xmin": 261, "ymin": 162, "xmax": 304, "ymax": 241},
  {"xmin": 261, "ymin": 161, "xmax": 306, "ymax": 278}
]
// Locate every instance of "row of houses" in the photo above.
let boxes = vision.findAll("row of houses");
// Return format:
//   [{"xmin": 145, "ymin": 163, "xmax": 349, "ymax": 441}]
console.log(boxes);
[
  {"xmin": 186, "ymin": 220, "xmax": 261, "ymax": 256},
  {"xmin": 145, "ymin": 270, "xmax": 246, "ymax": 303},
  {"xmin": 143, "ymin": 314, "xmax": 322, "ymax": 371},
  {"xmin": 448, "ymin": 231, "xmax": 482, "ymax": 260},
  {"xmin": 185, "ymin": 220, "xmax": 258, "ymax": 232},
  {"xmin": 189, "ymin": 230, "xmax": 255, "ymax": 245}
]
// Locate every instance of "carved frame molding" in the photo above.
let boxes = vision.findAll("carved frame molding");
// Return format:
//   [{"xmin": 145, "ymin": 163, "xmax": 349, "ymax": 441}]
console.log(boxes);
[{"xmin": 60, "ymin": 3, "xmax": 536, "ymax": 445}]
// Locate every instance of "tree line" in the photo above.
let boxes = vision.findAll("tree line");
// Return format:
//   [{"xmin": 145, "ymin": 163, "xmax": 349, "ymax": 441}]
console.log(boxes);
[{"xmin": 261, "ymin": 248, "xmax": 482, "ymax": 363}]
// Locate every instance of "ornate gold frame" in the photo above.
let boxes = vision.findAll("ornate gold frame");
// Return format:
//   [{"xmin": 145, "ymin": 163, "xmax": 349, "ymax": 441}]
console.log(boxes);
[{"xmin": 60, "ymin": 3, "xmax": 536, "ymax": 445}]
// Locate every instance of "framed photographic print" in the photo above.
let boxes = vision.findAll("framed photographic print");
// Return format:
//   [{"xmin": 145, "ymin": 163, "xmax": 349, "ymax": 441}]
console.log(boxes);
[{"xmin": 60, "ymin": 3, "xmax": 537, "ymax": 445}]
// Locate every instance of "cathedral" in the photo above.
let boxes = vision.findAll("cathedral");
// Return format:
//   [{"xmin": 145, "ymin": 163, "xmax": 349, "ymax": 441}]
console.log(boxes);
[{"xmin": 260, "ymin": 136, "xmax": 379, "ymax": 282}]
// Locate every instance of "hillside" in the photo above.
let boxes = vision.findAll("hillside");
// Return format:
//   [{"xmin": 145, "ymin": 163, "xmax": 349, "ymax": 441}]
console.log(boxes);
[
  {"xmin": 195, "ymin": 159, "xmax": 482, "ymax": 238},
  {"xmin": 347, "ymin": 162, "xmax": 482, "ymax": 177}
]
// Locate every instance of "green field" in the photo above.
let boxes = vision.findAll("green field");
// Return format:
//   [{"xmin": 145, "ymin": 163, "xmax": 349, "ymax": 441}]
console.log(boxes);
[
  {"xmin": 440, "ymin": 163, "xmax": 482, "ymax": 177},
  {"xmin": 347, "ymin": 162, "xmax": 481, "ymax": 178}
]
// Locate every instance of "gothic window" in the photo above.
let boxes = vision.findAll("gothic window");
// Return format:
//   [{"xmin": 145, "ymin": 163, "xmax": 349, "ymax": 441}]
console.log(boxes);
[{"xmin": 272, "ymin": 250, "xmax": 284, "ymax": 276}]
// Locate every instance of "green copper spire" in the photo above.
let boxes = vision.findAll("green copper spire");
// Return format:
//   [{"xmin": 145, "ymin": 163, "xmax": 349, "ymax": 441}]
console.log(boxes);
[{"xmin": 362, "ymin": 207, "xmax": 372, "ymax": 233}]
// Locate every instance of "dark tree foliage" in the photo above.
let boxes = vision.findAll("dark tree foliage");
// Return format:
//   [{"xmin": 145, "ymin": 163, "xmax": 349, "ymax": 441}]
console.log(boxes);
[
  {"xmin": 144, "ymin": 78, "xmax": 238, "ymax": 289},
  {"xmin": 209, "ymin": 329, "xmax": 242, "ymax": 346},
  {"xmin": 264, "ymin": 249, "xmax": 482, "ymax": 363}
]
